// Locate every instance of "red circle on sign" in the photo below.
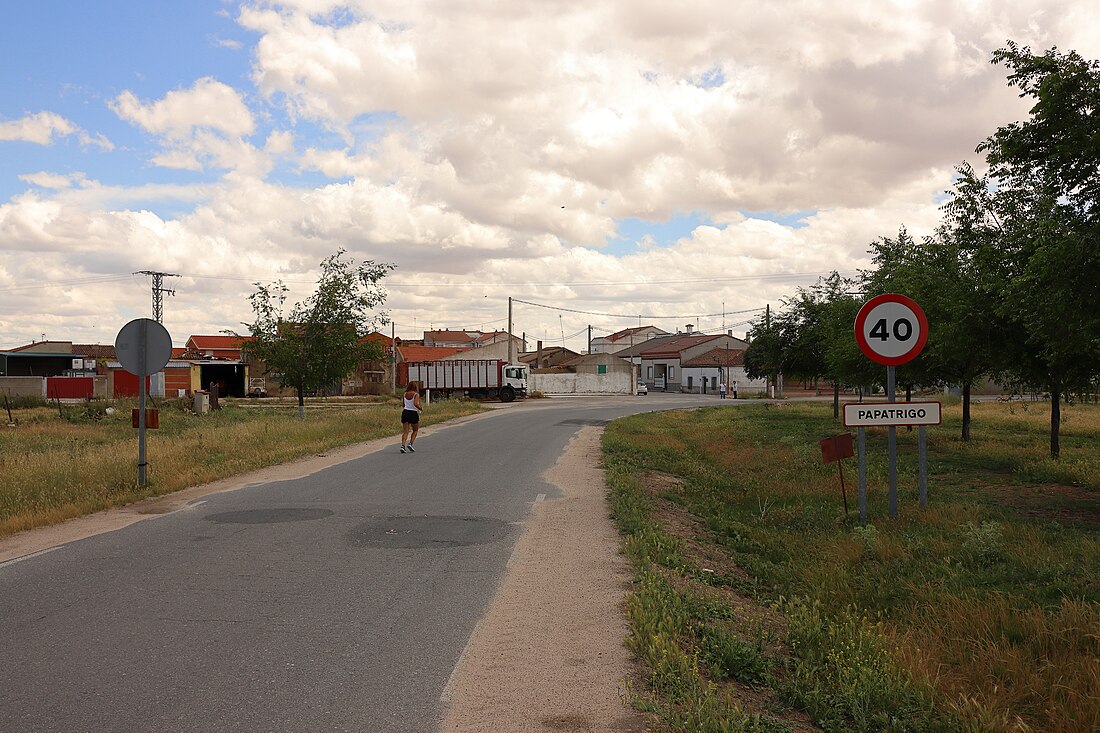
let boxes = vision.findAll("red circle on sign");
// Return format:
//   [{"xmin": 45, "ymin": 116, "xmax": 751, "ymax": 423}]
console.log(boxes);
[{"xmin": 854, "ymin": 293, "xmax": 929, "ymax": 366}]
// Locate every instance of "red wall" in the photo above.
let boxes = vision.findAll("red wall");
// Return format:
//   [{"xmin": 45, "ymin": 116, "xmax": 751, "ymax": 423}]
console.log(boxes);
[{"xmin": 46, "ymin": 377, "xmax": 95, "ymax": 399}]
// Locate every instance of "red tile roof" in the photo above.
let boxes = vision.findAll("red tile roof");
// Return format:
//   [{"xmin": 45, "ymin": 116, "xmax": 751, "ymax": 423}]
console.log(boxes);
[
  {"xmin": 607, "ymin": 325, "xmax": 663, "ymax": 342},
  {"xmin": 639, "ymin": 334, "xmax": 719, "ymax": 358},
  {"xmin": 362, "ymin": 331, "xmax": 393, "ymax": 345},
  {"xmin": 681, "ymin": 347, "xmax": 746, "ymax": 368},
  {"xmin": 426, "ymin": 330, "xmax": 477, "ymax": 343},
  {"xmin": 399, "ymin": 345, "xmax": 468, "ymax": 361},
  {"xmin": 188, "ymin": 335, "xmax": 251, "ymax": 349}
]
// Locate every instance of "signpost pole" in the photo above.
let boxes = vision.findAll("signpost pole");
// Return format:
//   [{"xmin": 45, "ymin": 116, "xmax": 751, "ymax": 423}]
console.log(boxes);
[
  {"xmin": 918, "ymin": 426, "xmax": 928, "ymax": 509},
  {"xmin": 886, "ymin": 365, "xmax": 897, "ymax": 518},
  {"xmin": 116, "ymin": 318, "xmax": 171, "ymax": 490},
  {"xmin": 857, "ymin": 427, "xmax": 867, "ymax": 523},
  {"xmin": 138, "ymin": 320, "xmax": 148, "ymax": 487}
]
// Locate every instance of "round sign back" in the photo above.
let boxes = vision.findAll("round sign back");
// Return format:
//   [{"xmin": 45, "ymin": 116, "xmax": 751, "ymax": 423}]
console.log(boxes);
[
  {"xmin": 115, "ymin": 318, "xmax": 172, "ymax": 376},
  {"xmin": 854, "ymin": 294, "xmax": 928, "ymax": 366}
]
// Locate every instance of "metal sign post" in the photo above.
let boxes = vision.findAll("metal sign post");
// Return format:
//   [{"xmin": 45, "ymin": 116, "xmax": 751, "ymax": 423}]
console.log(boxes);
[
  {"xmin": 887, "ymin": 364, "xmax": 897, "ymax": 518},
  {"xmin": 851, "ymin": 294, "xmax": 931, "ymax": 521},
  {"xmin": 115, "ymin": 319, "xmax": 172, "ymax": 487},
  {"xmin": 857, "ymin": 428, "xmax": 867, "ymax": 522}
]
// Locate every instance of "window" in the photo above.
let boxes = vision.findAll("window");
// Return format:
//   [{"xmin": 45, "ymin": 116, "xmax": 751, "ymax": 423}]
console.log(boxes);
[
  {"xmin": 647, "ymin": 366, "xmax": 653, "ymax": 379},
  {"xmin": 668, "ymin": 366, "xmax": 675, "ymax": 379},
  {"xmin": 598, "ymin": 364, "xmax": 607, "ymax": 374},
  {"xmin": 711, "ymin": 376, "xmax": 717, "ymax": 390},
  {"xmin": 687, "ymin": 376, "xmax": 693, "ymax": 388}
]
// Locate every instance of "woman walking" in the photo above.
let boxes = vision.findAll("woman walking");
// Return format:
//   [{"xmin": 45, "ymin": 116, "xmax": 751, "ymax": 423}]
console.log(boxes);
[{"xmin": 400, "ymin": 382, "xmax": 421, "ymax": 453}]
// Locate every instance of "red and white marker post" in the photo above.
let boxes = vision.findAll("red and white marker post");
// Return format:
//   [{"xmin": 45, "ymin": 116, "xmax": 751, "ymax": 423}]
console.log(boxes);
[{"xmin": 850, "ymin": 294, "xmax": 931, "ymax": 520}]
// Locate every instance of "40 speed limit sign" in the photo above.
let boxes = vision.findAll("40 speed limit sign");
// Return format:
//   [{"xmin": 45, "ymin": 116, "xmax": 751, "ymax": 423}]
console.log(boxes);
[{"xmin": 854, "ymin": 293, "xmax": 929, "ymax": 366}]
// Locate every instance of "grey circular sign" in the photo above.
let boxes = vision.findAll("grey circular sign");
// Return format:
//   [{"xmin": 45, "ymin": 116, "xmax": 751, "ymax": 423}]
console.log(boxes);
[{"xmin": 115, "ymin": 318, "xmax": 172, "ymax": 376}]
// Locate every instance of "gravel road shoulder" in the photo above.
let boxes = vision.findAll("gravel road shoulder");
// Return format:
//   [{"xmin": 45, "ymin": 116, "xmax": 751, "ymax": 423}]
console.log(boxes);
[{"xmin": 440, "ymin": 426, "xmax": 646, "ymax": 732}]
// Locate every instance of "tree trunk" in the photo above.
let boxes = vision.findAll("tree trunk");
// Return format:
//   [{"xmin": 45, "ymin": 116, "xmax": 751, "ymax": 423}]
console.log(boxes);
[
  {"xmin": 297, "ymin": 383, "xmax": 306, "ymax": 419},
  {"xmin": 962, "ymin": 382, "xmax": 971, "ymax": 442},
  {"xmin": 833, "ymin": 381, "xmax": 840, "ymax": 420},
  {"xmin": 1050, "ymin": 382, "xmax": 1061, "ymax": 459}
]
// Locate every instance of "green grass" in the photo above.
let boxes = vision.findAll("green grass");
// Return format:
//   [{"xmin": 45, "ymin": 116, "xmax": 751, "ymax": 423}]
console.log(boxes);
[
  {"xmin": 606, "ymin": 401, "xmax": 1100, "ymax": 733},
  {"xmin": 0, "ymin": 396, "xmax": 483, "ymax": 536}
]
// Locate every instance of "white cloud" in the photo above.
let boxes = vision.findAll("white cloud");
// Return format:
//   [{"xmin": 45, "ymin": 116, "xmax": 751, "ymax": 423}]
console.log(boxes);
[
  {"xmin": 110, "ymin": 77, "xmax": 268, "ymax": 175},
  {"xmin": 0, "ymin": 112, "xmax": 78, "ymax": 144},
  {"xmin": 0, "ymin": 112, "xmax": 113, "ymax": 151},
  {"xmin": 111, "ymin": 77, "xmax": 254, "ymax": 139},
  {"xmin": 3, "ymin": 1, "xmax": 1100, "ymax": 348}
]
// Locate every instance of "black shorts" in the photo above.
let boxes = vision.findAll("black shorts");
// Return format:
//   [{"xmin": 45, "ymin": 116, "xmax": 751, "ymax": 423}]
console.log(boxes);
[{"xmin": 401, "ymin": 409, "xmax": 420, "ymax": 425}]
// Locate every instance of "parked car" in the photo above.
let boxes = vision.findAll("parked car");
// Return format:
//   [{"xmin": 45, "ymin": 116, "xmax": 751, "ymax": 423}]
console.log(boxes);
[{"xmin": 636, "ymin": 381, "xmax": 648, "ymax": 395}]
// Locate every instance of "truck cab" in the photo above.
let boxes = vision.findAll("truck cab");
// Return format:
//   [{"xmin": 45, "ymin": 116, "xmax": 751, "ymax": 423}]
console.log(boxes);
[{"xmin": 502, "ymin": 363, "xmax": 528, "ymax": 401}]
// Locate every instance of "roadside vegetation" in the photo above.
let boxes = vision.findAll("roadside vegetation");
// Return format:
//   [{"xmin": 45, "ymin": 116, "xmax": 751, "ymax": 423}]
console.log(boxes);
[
  {"xmin": 743, "ymin": 42, "xmax": 1100, "ymax": 458},
  {"xmin": 0, "ymin": 395, "xmax": 483, "ymax": 537},
  {"xmin": 606, "ymin": 401, "xmax": 1099, "ymax": 732}
]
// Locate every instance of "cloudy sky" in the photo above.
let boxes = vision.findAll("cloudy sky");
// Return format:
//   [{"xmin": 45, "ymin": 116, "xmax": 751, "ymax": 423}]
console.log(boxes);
[{"xmin": 2, "ymin": 1, "xmax": 1097, "ymax": 352}]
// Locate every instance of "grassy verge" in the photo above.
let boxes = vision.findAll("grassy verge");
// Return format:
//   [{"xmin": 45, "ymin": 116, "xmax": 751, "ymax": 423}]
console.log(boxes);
[
  {"xmin": 0, "ymin": 396, "xmax": 483, "ymax": 537},
  {"xmin": 606, "ymin": 400, "xmax": 1099, "ymax": 733}
]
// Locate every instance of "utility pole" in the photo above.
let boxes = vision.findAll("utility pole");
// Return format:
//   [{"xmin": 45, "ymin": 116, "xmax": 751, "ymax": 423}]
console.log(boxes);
[
  {"xmin": 507, "ymin": 297, "xmax": 513, "ymax": 364},
  {"xmin": 587, "ymin": 325, "xmax": 592, "ymax": 354},
  {"xmin": 135, "ymin": 270, "xmax": 178, "ymax": 323},
  {"xmin": 766, "ymin": 303, "xmax": 774, "ymax": 398}
]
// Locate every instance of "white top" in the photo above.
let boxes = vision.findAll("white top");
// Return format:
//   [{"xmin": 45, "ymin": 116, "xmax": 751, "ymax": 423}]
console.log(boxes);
[{"xmin": 403, "ymin": 394, "xmax": 419, "ymax": 411}]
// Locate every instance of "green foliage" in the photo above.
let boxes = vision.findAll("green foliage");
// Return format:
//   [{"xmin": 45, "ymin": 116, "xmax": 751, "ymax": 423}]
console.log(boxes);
[
  {"xmin": 606, "ymin": 402, "xmax": 1100, "ymax": 733},
  {"xmin": 238, "ymin": 249, "xmax": 394, "ymax": 412},
  {"xmin": 960, "ymin": 521, "xmax": 1004, "ymax": 567},
  {"xmin": 698, "ymin": 626, "xmax": 771, "ymax": 686},
  {"xmin": 782, "ymin": 599, "xmax": 942, "ymax": 733}
]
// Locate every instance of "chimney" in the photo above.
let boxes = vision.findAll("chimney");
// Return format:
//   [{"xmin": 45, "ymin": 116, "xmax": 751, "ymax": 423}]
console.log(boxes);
[
  {"xmin": 686, "ymin": 324, "xmax": 694, "ymax": 334},
  {"xmin": 727, "ymin": 329, "xmax": 732, "ymax": 336}
]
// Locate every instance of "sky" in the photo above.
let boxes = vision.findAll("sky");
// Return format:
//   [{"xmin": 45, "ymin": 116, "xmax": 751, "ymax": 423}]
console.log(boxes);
[{"xmin": 2, "ymin": 1, "xmax": 1098, "ymax": 353}]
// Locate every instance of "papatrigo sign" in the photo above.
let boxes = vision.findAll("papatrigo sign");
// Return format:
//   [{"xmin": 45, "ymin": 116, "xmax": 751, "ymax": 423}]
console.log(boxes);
[{"xmin": 843, "ymin": 401, "xmax": 942, "ymax": 427}]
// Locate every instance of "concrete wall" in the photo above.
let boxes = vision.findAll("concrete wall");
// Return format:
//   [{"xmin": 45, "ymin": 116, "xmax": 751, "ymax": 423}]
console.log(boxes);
[
  {"xmin": 0, "ymin": 376, "xmax": 47, "ymax": 397},
  {"xmin": 0, "ymin": 376, "xmax": 107, "ymax": 399},
  {"xmin": 531, "ymin": 370, "xmax": 633, "ymax": 394}
]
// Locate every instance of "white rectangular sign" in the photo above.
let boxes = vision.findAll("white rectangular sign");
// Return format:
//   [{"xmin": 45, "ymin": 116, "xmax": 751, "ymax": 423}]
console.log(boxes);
[{"xmin": 843, "ymin": 401, "xmax": 942, "ymax": 427}]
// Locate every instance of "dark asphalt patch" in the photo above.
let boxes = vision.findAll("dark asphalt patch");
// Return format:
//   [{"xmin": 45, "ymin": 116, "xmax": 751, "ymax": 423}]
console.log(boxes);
[
  {"xmin": 346, "ymin": 516, "xmax": 512, "ymax": 549},
  {"xmin": 205, "ymin": 508, "xmax": 335, "ymax": 524},
  {"xmin": 555, "ymin": 418, "xmax": 608, "ymax": 426}
]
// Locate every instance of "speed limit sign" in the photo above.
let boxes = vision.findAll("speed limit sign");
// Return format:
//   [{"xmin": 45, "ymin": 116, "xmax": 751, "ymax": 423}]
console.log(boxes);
[{"xmin": 854, "ymin": 294, "xmax": 928, "ymax": 366}]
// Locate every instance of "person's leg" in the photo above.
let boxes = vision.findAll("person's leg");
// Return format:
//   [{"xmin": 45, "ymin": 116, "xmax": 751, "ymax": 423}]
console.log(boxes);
[
  {"xmin": 408, "ymin": 423, "xmax": 419, "ymax": 448},
  {"xmin": 401, "ymin": 422, "xmax": 410, "ymax": 450}
]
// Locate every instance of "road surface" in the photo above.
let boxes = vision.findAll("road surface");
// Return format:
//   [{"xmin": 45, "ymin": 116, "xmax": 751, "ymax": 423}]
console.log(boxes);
[{"xmin": 0, "ymin": 393, "xmax": 720, "ymax": 732}]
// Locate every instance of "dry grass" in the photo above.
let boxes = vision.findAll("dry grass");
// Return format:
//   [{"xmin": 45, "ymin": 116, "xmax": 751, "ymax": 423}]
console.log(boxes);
[
  {"xmin": 0, "ymin": 397, "xmax": 483, "ymax": 537},
  {"xmin": 605, "ymin": 400, "xmax": 1100, "ymax": 733}
]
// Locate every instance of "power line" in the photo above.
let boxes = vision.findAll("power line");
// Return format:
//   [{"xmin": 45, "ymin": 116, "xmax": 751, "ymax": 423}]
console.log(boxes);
[
  {"xmin": 510, "ymin": 297, "xmax": 765, "ymax": 320},
  {"xmin": 135, "ymin": 270, "xmax": 179, "ymax": 323}
]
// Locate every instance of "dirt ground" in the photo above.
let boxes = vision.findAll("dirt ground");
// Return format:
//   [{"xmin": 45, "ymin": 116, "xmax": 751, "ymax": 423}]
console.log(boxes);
[
  {"xmin": 0, "ymin": 422, "xmax": 647, "ymax": 732},
  {"xmin": 440, "ymin": 426, "xmax": 646, "ymax": 732}
]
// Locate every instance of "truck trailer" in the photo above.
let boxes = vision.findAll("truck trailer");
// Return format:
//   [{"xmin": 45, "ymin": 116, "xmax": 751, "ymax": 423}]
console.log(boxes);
[{"xmin": 399, "ymin": 359, "xmax": 528, "ymax": 402}]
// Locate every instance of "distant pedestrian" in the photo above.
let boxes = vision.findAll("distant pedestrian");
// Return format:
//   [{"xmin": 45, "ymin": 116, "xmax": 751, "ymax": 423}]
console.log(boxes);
[
  {"xmin": 731, "ymin": 381, "xmax": 738, "ymax": 399},
  {"xmin": 719, "ymin": 382, "xmax": 727, "ymax": 399},
  {"xmin": 400, "ymin": 381, "xmax": 421, "ymax": 453}
]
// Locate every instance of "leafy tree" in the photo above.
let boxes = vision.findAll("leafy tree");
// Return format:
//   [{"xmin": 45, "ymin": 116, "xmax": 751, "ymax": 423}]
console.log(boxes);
[
  {"xmin": 238, "ymin": 250, "xmax": 394, "ymax": 417},
  {"xmin": 950, "ymin": 43, "xmax": 1100, "ymax": 457},
  {"xmin": 744, "ymin": 273, "xmax": 871, "ymax": 414},
  {"xmin": 865, "ymin": 224, "xmax": 1005, "ymax": 441}
]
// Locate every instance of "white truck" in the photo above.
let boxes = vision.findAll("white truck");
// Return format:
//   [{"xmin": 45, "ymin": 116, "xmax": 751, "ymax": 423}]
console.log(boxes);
[{"xmin": 401, "ymin": 359, "xmax": 528, "ymax": 402}]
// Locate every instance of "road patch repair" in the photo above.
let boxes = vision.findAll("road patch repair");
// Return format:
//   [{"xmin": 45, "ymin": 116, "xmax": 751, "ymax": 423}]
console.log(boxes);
[{"xmin": 440, "ymin": 426, "xmax": 645, "ymax": 732}]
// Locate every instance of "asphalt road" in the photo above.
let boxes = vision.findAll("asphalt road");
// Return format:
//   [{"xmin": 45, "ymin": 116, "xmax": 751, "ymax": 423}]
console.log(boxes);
[{"xmin": 0, "ymin": 392, "xmax": 721, "ymax": 733}]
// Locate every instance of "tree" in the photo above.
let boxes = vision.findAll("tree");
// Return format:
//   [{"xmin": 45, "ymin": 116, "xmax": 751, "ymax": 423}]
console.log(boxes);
[
  {"xmin": 743, "ymin": 273, "xmax": 870, "ymax": 414},
  {"xmin": 950, "ymin": 43, "xmax": 1100, "ymax": 457},
  {"xmin": 239, "ymin": 250, "xmax": 394, "ymax": 417},
  {"xmin": 864, "ymin": 223, "xmax": 1005, "ymax": 441}
]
